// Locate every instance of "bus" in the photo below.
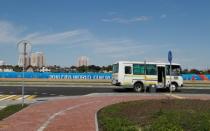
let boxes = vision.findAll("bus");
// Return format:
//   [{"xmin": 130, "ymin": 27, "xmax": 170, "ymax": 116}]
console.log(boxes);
[{"xmin": 112, "ymin": 61, "xmax": 183, "ymax": 92}]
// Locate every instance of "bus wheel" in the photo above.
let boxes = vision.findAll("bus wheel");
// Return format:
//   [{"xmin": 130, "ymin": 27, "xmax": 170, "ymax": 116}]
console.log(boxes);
[
  {"xmin": 170, "ymin": 83, "xmax": 178, "ymax": 92},
  {"xmin": 133, "ymin": 83, "xmax": 144, "ymax": 92}
]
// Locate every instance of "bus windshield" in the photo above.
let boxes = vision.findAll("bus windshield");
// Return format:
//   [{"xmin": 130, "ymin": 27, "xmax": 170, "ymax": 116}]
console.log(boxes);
[
  {"xmin": 166, "ymin": 65, "xmax": 182, "ymax": 76},
  {"xmin": 112, "ymin": 64, "xmax": 119, "ymax": 73}
]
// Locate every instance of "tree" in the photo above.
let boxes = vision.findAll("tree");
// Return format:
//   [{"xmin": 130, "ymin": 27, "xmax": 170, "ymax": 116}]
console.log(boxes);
[
  {"xmin": 77, "ymin": 66, "xmax": 87, "ymax": 73},
  {"xmin": 48, "ymin": 65, "xmax": 61, "ymax": 73},
  {"xmin": 13, "ymin": 65, "xmax": 22, "ymax": 72},
  {"xmin": 182, "ymin": 69, "xmax": 189, "ymax": 74},
  {"xmin": 88, "ymin": 65, "xmax": 101, "ymax": 72},
  {"xmin": 70, "ymin": 66, "xmax": 77, "ymax": 73},
  {"xmin": 189, "ymin": 69, "xmax": 200, "ymax": 74}
]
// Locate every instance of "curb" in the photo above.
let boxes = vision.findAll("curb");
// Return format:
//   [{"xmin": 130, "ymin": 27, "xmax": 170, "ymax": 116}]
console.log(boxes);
[{"xmin": 0, "ymin": 85, "xmax": 116, "ymax": 88}]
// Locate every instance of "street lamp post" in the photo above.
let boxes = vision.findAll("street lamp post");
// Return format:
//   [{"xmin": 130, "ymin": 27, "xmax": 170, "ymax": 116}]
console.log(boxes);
[{"xmin": 17, "ymin": 40, "xmax": 31, "ymax": 107}]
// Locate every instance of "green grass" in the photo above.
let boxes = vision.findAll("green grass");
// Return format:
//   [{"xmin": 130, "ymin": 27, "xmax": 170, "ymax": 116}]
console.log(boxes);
[
  {"xmin": 98, "ymin": 103, "xmax": 139, "ymax": 131},
  {"xmin": 144, "ymin": 110, "xmax": 210, "ymax": 131},
  {"xmin": 0, "ymin": 104, "xmax": 28, "ymax": 120},
  {"xmin": 98, "ymin": 100, "xmax": 210, "ymax": 131}
]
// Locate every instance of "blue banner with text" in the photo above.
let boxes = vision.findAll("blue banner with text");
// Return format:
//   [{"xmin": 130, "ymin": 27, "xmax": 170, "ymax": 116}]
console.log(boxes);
[
  {"xmin": 0, "ymin": 72, "xmax": 210, "ymax": 80},
  {"xmin": 0, "ymin": 72, "xmax": 112, "ymax": 79}
]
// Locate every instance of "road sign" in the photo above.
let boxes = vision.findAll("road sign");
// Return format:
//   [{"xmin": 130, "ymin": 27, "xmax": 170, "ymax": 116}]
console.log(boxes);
[
  {"xmin": 168, "ymin": 50, "xmax": 173, "ymax": 94},
  {"xmin": 168, "ymin": 50, "xmax": 173, "ymax": 63}
]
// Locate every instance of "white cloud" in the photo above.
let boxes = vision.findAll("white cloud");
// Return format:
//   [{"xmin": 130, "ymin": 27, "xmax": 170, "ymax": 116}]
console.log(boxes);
[
  {"xmin": 23, "ymin": 29, "xmax": 92, "ymax": 45},
  {"xmin": 0, "ymin": 20, "xmax": 149, "ymax": 59},
  {"xmin": 0, "ymin": 20, "xmax": 92, "ymax": 46},
  {"xmin": 0, "ymin": 20, "xmax": 166, "ymax": 65},
  {"xmin": 0, "ymin": 20, "xmax": 171, "ymax": 61},
  {"xmin": 0, "ymin": 20, "xmax": 24, "ymax": 43},
  {"xmin": 101, "ymin": 16, "xmax": 150, "ymax": 24}
]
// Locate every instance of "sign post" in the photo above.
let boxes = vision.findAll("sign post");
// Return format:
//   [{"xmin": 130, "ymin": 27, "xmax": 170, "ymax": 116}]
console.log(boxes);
[
  {"xmin": 144, "ymin": 60, "xmax": 146, "ymax": 93},
  {"xmin": 168, "ymin": 50, "xmax": 173, "ymax": 95}
]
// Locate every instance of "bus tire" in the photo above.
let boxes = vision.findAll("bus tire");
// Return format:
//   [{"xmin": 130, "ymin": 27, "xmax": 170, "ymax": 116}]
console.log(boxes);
[
  {"xmin": 171, "ymin": 82, "xmax": 178, "ymax": 92},
  {"xmin": 133, "ymin": 82, "xmax": 144, "ymax": 92}
]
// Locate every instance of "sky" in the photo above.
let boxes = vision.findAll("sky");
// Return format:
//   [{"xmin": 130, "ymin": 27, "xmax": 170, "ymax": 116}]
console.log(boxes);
[{"xmin": 0, "ymin": 0, "xmax": 210, "ymax": 69}]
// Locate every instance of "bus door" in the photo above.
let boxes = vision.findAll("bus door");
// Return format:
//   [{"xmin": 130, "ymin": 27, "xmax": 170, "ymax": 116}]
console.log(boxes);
[
  {"xmin": 157, "ymin": 65, "xmax": 166, "ymax": 87},
  {"xmin": 123, "ymin": 64, "xmax": 132, "ymax": 85}
]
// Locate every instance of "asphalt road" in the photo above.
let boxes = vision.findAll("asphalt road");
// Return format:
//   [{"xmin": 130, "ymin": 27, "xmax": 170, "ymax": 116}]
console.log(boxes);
[{"xmin": 0, "ymin": 86, "xmax": 210, "ymax": 97}]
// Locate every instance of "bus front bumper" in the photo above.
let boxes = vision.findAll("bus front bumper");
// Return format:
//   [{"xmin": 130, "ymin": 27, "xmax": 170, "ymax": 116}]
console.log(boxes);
[{"xmin": 112, "ymin": 80, "xmax": 121, "ymax": 86}]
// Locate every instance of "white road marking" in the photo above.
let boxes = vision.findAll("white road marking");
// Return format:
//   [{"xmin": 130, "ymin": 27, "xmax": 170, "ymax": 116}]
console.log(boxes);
[
  {"xmin": 17, "ymin": 95, "xmax": 30, "ymax": 100},
  {"xmin": 165, "ymin": 94, "xmax": 185, "ymax": 99},
  {"xmin": 0, "ymin": 106, "xmax": 6, "ymax": 110},
  {"xmin": 0, "ymin": 95, "xmax": 36, "ymax": 101},
  {"xmin": 37, "ymin": 100, "xmax": 101, "ymax": 131},
  {"xmin": 0, "ymin": 95, "xmax": 16, "ymax": 101}
]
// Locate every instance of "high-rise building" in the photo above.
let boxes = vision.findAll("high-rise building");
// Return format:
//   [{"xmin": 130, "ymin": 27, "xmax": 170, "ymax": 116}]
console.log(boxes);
[
  {"xmin": 18, "ymin": 55, "xmax": 30, "ymax": 67},
  {"xmin": 77, "ymin": 56, "xmax": 89, "ymax": 67},
  {"xmin": 31, "ymin": 52, "xmax": 45, "ymax": 67}
]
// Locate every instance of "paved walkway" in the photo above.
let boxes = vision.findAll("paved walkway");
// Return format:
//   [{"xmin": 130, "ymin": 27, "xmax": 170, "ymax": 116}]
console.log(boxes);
[{"xmin": 0, "ymin": 93, "xmax": 210, "ymax": 131}]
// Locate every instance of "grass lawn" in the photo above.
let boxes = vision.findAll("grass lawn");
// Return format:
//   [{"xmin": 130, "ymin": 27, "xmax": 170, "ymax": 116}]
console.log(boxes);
[
  {"xmin": 0, "ymin": 104, "xmax": 28, "ymax": 121},
  {"xmin": 98, "ymin": 99, "xmax": 210, "ymax": 131}
]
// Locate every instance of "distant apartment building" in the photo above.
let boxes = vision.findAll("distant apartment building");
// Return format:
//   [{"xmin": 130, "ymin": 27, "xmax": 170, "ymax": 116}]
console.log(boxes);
[
  {"xmin": 0, "ymin": 60, "xmax": 5, "ymax": 66},
  {"xmin": 0, "ymin": 60, "xmax": 13, "ymax": 72},
  {"xmin": 18, "ymin": 55, "xmax": 30, "ymax": 67},
  {"xmin": 0, "ymin": 68, "xmax": 13, "ymax": 72},
  {"xmin": 31, "ymin": 52, "xmax": 45, "ymax": 67},
  {"xmin": 77, "ymin": 56, "xmax": 89, "ymax": 67}
]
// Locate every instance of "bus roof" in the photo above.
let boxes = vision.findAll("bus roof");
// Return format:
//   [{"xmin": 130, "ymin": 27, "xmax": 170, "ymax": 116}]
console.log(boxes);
[{"xmin": 114, "ymin": 61, "xmax": 181, "ymax": 66}]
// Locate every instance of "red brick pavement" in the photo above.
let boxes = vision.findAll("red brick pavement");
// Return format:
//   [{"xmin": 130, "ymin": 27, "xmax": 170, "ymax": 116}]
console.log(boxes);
[{"xmin": 0, "ymin": 94, "xmax": 210, "ymax": 131}]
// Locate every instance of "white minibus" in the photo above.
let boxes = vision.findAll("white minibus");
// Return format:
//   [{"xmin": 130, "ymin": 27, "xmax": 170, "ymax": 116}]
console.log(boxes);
[{"xmin": 112, "ymin": 61, "xmax": 183, "ymax": 92}]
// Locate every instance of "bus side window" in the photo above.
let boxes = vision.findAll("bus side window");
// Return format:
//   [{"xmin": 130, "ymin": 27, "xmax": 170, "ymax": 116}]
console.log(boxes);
[
  {"xmin": 125, "ymin": 66, "xmax": 132, "ymax": 74},
  {"xmin": 146, "ymin": 64, "xmax": 157, "ymax": 75}
]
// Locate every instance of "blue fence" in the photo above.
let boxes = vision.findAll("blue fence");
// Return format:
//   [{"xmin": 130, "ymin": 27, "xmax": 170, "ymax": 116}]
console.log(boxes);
[
  {"xmin": 0, "ymin": 72, "xmax": 112, "ymax": 80},
  {"xmin": 182, "ymin": 74, "xmax": 210, "ymax": 80},
  {"xmin": 0, "ymin": 72, "xmax": 210, "ymax": 80}
]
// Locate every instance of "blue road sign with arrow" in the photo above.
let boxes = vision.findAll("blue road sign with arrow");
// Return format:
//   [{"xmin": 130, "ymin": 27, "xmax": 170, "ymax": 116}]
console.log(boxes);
[{"xmin": 168, "ymin": 50, "xmax": 173, "ymax": 63}]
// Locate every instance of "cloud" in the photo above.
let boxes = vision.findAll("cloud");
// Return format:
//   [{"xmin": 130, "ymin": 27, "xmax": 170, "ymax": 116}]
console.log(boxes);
[
  {"xmin": 24, "ymin": 29, "xmax": 92, "ymax": 45},
  {"xmin": 0, "ymin": 20, "xmax": 24, "ymax": 43},
  {"xmin": 0, "ymin": 20, "xmax": 92, "ymax": 46},
  {"xmin": 0, "ymin": 20, "xmax": 158, "ymax": 63},
  {"xmin": 160, "ymin": 14, "xmax": 167, "ymax": 19},
  {"xmin": 101, "ymin": 16, "xmax": 150, "ymax": 24},
  {"xmin": 0, "ymin": 20, "xmax": 166, "ymax": 61}
]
